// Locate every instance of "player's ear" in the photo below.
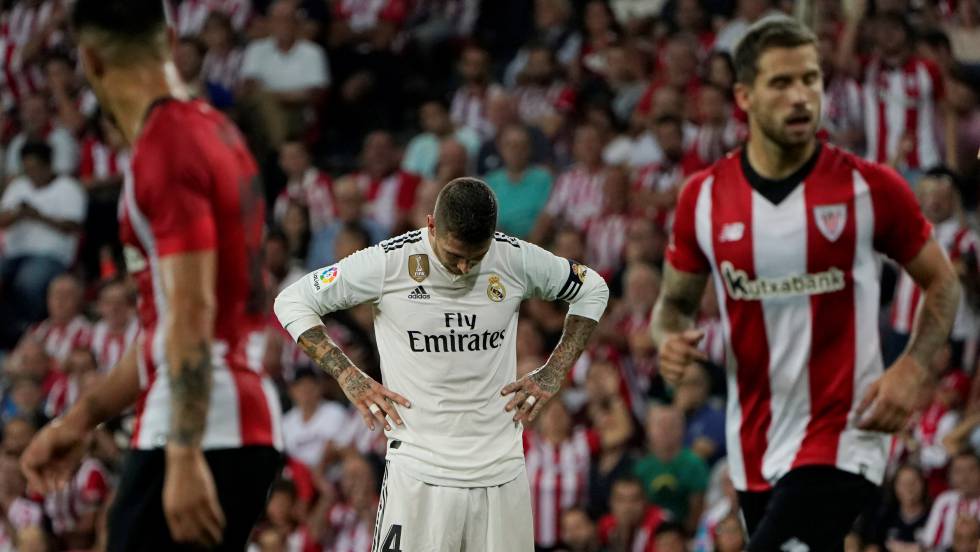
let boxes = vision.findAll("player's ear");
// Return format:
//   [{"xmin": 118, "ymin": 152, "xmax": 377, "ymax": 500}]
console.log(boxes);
[
  {"xmin": 426, "ymin": 214, "xmax": 436, "ymax": 234},
  {"xmin": 78, "ymin": 45, "xmax": 104, "ymax": 80},
  {"xmin": 733, "ymin": 81, "xmax": 752, "ymax": 113}
]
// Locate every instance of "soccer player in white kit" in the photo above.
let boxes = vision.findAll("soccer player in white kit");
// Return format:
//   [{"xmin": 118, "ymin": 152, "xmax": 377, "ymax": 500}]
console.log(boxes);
[{"xmin": 274, "ymin": 177, "xmax": 609, "ymax": 551}]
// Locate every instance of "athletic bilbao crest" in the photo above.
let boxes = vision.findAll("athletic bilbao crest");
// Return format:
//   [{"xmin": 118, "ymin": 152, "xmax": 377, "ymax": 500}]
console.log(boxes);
[{"xmin": 814, "ymin": 204, "xmax": 846, "ymax": 242}]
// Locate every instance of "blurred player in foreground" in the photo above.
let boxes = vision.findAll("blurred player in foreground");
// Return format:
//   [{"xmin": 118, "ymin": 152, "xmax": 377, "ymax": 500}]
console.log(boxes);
[
  {"xmin": 275, "ymin": 177, "xmax": 609, "ymax": 550},
  {"xmin": 21, "ymin": 1, "xmax": 282, "ymax": 550},
  {"xmin": 652, "ymin": 16, "xmax": 960, "ymax": 551}
]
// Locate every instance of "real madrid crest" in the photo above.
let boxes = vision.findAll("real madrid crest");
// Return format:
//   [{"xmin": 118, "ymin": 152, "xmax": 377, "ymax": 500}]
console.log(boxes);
[
  {"xmin": 487, "ymin": 274, "xmax": 506, "ymax": 302},
  {"xmin": 408, "ymin": 254, "xmax": 430, "ymax": 282}
]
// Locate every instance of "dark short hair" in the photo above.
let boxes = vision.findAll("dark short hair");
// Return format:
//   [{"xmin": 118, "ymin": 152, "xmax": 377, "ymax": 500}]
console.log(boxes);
[
  {"xmin": 434, "ymin": 177, "xmax": 498, "ymax": 245},
  {"xmin": 733, "ymin": 16, "xmax": 818, "ymax": 85},
  {"xmin": 20, "ymin": 141, "xmax": 53, "ymax": 166},
  {"xmin": 72, "ymin": 0, "xmax": 168, "ymax": 39},
  {"xmin": 654, "ymin": 520, "xmax": 687, "ymax": 538},
  {"xmin": 610, "ymin": 475, "xmax": 645, "ymax": 491},
  {"xmin": 653, "ymin": 113, "xmax": 684, "ymax": 130}
]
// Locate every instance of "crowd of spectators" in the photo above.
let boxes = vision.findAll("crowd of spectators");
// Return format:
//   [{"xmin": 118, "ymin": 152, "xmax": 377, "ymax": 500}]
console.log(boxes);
[{"xmin": 0, "ymin": 0, "xmax": 979, "ymax": 551}]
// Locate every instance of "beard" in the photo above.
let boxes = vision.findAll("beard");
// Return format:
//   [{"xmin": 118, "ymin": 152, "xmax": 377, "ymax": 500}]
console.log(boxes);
[{"xmin": 754, "ymin": 108, "xmax": 818, "ymax": 151}]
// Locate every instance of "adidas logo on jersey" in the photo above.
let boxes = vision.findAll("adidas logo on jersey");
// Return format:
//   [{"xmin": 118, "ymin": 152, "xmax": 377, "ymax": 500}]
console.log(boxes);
[{"xmin": 407, "ymin": 286, "xmax": 430, "ymax": 300}]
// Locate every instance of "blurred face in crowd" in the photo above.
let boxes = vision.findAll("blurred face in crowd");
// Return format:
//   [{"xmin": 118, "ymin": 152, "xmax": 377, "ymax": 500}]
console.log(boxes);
[
  {"xmin": 268, "ymin": 1, "xmax": 298, "ymax": 48},
  {"xmin": 735, "ymin": 45, "xmax": 823, "ymax": 150},
  {"xmin": 45, "ymin": 57, "xmax": 77, "ymax": 92},
  {"xmin": 665, "ymin": 37, "xmax": 699, "ymax": 86},
  {"xmin": 264, "ymin": 236, "xmax": 290, "ymax": 276},
  {"xmin": 625, "ymin": 262, "xmax": 660, "ymax": 310},
  {"xmin": 951, "ymin": 516, "xmax": 980, "ymax": 552},
  {"xmin": 553, "ymin": 228, "xmax": 585, "ymax": 262},
  {"xmin": 333, "ymin": 177, "xmax": 364, "ymax": 223},
  {"xmin": 334, "ymin": 226, "xmax": 369, "ymax": 260},
  {"xmin": 256, "ymin": 528, "xmax": 286, "ymax": 552},
  {"xmin": 537, "ymin": 397, "xmax": 572, "ymax": 442},
  {"xmin": 98, "ymin": 282, "xmax": 132, "ymax": 330},
  {"xmin": 655, "ymin": 119, "xmax": 685, "ymax": 162},
  {"xmin": 602, "ymin": 167, "xmax": 629, "ymax": 214},
  {"xmin": 714, "ymin": 514, "xmax": 746, "ymax": 552},
  {"xmin": 65, "ymin": 348, "xmax": 98, "ymax": 378},
  {"xmin": 708, "ymin": 54, "xmax": 735, "ymax": 90},
  {"xmin": 47, "ymin": 275, "xmax": 83, "ymax": 323},
  {"xmin": 561, "ymin": 509, "xmax": 598, "ymax": 551},
  {"xmin": 175, "ymin": 39, "xmax": 204, "ymax": 82},
  {"xmin": 279, "ymin": 142, "xmax": 311, "ymax": 180},
  {"xmin": 420, "ymin": 102, "xmax": 453, "ymax": 136},
  {"xmin": 677, "ymin": 0, "xmax": 706, "ymax": 31},
  {"xmin": 282, "ymin": 202, "xmax": 309, "ymax": 244},
  {"xmin": 918, "ymin": 175, "xmax": 957, "ymax": 224},
  {"xmin": 288, "ymin": 376, "xmax": 320, "ymax": 412},
  {"xmin": 647, "ymin": 405, "xmax": 684, "ymax": 456},
  {"xmin": 487, "ymin": 92, "xmax": 519, "ymax": 131},
  {"xmin": 361, "ymin": 132, "xmax": 397, "ymax": 176},
  {"xmin": 12, "ymin": 377, "xmax": 42, "ymax": 415},
  {"xmin": 651, "ymin": 87, "xmax": 683, "ymax": 118},
  {"xmin": 584, "ymin": 1, "xmax": 612, "ymax": 37},
  {"xmin": 586, "ymin": 360, "xmax": 620, "ymax": 401},
  {"xmin": 20, "ymin": 95, "xmax": 50, "ymax": 136},
  {"xmin": 12, "ymin": 340, "xmax": 50, "ymax": 381},
  {"xmin": 340, "ymin": 454, "xmax": 376, "ymax": 509},
  {"xmin": 500, "ymin": 126, "xmax": 532, "ymax": 172},
  {"xmin": 894, "ymin": 465, "xmax": 926, "ymax": 509},
  {"xmin": 699, "ymin": 86, "xmax": 729, "ymax": 126},
  {"xmin": 625, "ymin": 219, "xmax": 665, "ymax": 264},
  {"xmin": 535, "ymin": 0, "xmax": 570, "ymax": 30},
  {"xmin": 674, "ymin": 362, "xmax": 710, "ymax": 412},
  {"xmin": 655, "ymin": 529, "xmax": 686, "ymax": 552},
  {"xmin": 2, "ymin": 418, "xmax": 35, "ymax": 457},
  {"xmin": 610, "ymin": 480, "xmax": 647, "ymax": 527},
  {"xmin": 458, "ymin": 47, "xmax": 490, "ymax": 85},
  {"xmin": 436, "ymin": 139, "xmax": 469, "ymax": 181},
  {"xmin": 604, "ymin": 46, "xmax": 634, "ymax": 83},
  {"xmin": 739, "ymin": 0, "xmax": 772, "ymax": 19},
  {"xmin": 950, "ymin": 454, "xmax": 980, "ymax": 496},
  {"xmin": 265, "ymin": 487, "xmax": 295, "ymax": 528},
  {"xmin": 875, "ymin": 16, "xmax": 910, "ymax": 59},
  {"xmin": 202, "ymin": 14, "xmax": 234, "ymax": 52},
  {"xmin": 524, "ymin": 48, "xmax": 556, "ymax": 86},
  {"xmin": 23, "ymin": 152, "xmax": 53, "ymax": 188},
  {"xmin": 573, "ymin": 125, "xmax": 603, "ymax": 167}
]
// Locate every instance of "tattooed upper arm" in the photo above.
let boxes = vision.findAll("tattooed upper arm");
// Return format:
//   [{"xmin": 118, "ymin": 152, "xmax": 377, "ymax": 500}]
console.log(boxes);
[{"xmin": 650, "ymin": 263, "xmax": 710, "ymax": 347}]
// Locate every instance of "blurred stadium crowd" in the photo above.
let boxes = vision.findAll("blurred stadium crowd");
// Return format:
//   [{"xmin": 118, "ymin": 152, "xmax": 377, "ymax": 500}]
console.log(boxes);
[{"xmin": 0, "ymin": 0, "xmax": 979, "ymax": 550}]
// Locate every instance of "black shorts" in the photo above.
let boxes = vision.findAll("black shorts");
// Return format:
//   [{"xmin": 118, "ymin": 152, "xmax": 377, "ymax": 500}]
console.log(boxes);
[
  {"xmin": 737, "ymin": 466, "xmax": 877, "ymax": 552},
  {"xmin": 107, "ymin": 446, "xmax": 281, "ymax": 552}
]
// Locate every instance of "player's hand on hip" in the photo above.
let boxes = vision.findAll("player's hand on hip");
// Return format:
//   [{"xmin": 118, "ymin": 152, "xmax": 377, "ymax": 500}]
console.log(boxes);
[
  {"xmin": 658, "ymin": 329, "xmax": 707, "ymax": 386},
  {"xmin": 501, "ymin": 364, "xmax": 563, "ymax": 423},
  {"xmin": 163, "ymin": 446, "xmax": 226, "ymax": 548},
  {"xmin": 856, "ymin": 355, "xmax": 928, "ymax": 433},
  {"xmin": 338, "ymin": 366, "xmax": 411, "ymax": 432},
  {"xmin": 20, "ymin": 418, "xmax": 89, "ymax": 494}
]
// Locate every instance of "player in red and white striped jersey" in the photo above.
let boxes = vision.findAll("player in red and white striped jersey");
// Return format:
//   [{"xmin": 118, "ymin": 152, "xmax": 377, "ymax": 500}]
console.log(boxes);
[
  {"xmin": 22, "ymin": 2, "xmax": 282, "ymax": 550},
  {"xmin": 889, "ymin": 169, "xmax": 980, "ymax": 364},
  {"xmin": 524, "ymin": 399, "xmax": 598, "ymax": 548},
  {"xmin": 653, "ymin": 18, "xmax": 961, "ymax": 551},
  {"xmin": 22, "ymin": 274, "xmax": 91, "ymax": 367},
  {"xmin": 274, "ymin": 140, "xmax": 335, "ymax": 234},
  {"xmin": 920, "ymin": 452, "xmax": 980, "ymax": 549},
  {"xmin": 89, "ymin": 279, "xmax": 139, "ymax": 373}
]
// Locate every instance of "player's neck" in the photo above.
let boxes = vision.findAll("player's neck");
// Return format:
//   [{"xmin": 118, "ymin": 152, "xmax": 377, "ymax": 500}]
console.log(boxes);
[
  {"xmin": 745, "ymin": 134, "xmax": 817, "ymax": 181},
  {"xmin": 102, "ymin": 61, "xmax": 190, "ymax": 145}
]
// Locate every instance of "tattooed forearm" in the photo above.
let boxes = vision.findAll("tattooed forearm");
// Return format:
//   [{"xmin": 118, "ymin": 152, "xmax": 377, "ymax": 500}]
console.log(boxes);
[
  {"xmin": 650, "ymin": 264, "xmax": 709, "ymax": 348},
  {"xmin": 168, "ymin": 342, "xmax": 211, "ymax": 447},
  {"xmin": 532, "ymin": 315, "xmax": 598, "ymax": 393},
  {"xmin": 907, "ymin": 272, "xmax": 961, "ymax": 369},
  {"xmin": 298, "ymin": 326, "xmax": 357, "ymax": 381}
]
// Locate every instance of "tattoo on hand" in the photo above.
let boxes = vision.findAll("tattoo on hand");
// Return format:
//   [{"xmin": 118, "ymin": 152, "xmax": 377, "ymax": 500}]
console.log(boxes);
[
  {"xmin": 169, "ymin": 342, "xmax": 211, "ymax": 447},
  {"xmin": 534, "ymin": 315, "xmax": 598, "ymax": 392}
]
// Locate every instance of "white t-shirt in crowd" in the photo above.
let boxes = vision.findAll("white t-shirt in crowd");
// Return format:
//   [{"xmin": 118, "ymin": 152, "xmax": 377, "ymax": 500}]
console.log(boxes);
[
  {"xmin": 240, "ymin": 37, "xmax": 330, "ymax": 93},
  {"xmin": 1, "ymin": 175, "xmax": 86, "ymax": 264},
  {"xmin": 281, "ymin": 400, "xmax": 349, "ymax": 468}
]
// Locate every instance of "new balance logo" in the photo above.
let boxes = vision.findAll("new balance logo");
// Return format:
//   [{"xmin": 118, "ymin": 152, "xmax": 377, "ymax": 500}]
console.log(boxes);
[
  {"xmin": 407, "ymin": 286, "xmax": 430, "ymax": 300},
  {"xmin": 719, "ymin": 222, "xmax": 744, "ymax": 242}
]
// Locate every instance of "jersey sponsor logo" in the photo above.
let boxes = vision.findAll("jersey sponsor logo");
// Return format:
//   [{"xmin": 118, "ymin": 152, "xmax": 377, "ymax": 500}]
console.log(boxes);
[
  {"xmin": 408, "ymin": 254, "xmax": 429, "ymax": 282},
  {"xmin": 407, "ymin": 285, "xmax": 430, "ymax": 300},
  {"xmin": 720, "ymin": 261, "xmax": 846, "ymax": 301},
  {"xmin": 312, "ymin": 266, "xmax": 339, "ymax": 293},
  {"xmin": 814, "ymin": 204, "xmax": 847, "ymax": 242},
  {"xmin": 406, "ymin": 328, "xmax": 507, "ymax": 352},
  {"xmin": 719, "ymin": 222, "xmax": 745, "ymax": 243},
  {"xmin": 487, "ymin": 274, "xmax": 506, "ymax": 302}
]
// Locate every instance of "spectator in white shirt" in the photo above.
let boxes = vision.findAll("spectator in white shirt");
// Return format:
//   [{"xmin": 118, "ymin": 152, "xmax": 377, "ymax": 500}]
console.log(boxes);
[
  {"xmin": 0, "ymin": 142, "xmax": 86, "ymax": 335},
  {"xmin": 4, "ymin": 94, "xmax": 78, "ymax": 180},
  {"xmin": 281, "ymin": 368, "xmax": 349, "ymax": 469}
]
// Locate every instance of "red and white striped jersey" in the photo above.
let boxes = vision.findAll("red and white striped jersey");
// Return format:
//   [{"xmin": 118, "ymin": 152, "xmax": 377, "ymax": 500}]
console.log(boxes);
[
  {"xmin": 523, "ymin": 428, "xmax": 598, "ymax": 547},
  {"xmin": 43, "ymin": 458, "xmax": 110, "ymax": 536},
  {"xmin": 5, "ymin": 496, "xmax": 43, "ymax": 531},
  {"xmin": 333, "ymin": 0, "xmax": 408, "ymax": 32},
  {"xmin": 89, "ymin": 318, "xmax": 139, "ymax": 373},
  {"xmin": 544, "ymin": 164, "xmax": 606, "ymax": 231},
  {"xmin": 514, "ymin": 82, "xmax": 576, "ymax": 126},
  {"xmin": 823, "ymin": 75, "xmax": 863, "ymax": 145},
  {"xmin": 890, "ymin": 218, "xmax": 980, "ymax": 339},
  {"xmin": 597, "ymin": 505, "xmax": 668, "ymax": 552},
  {"xmin": 450, "ymin": 83, "xmax": 503, "ymax": 140},
  {"xmin": 0, "ymin": 1, "xmax": 62, "ymax": 110},
  {"xmin": 325, "ymin": 502, "xmax": 375, "ymax": 552},
  {"xmin": 78, "ymin": 136, "xmax": 130, "ymax": 184},
  {"xmin": 584, "ymin": 213, "xmax": 631, "ymax": 280},
  {"xmin": 118, "ymin": 99, "xmax": 282, "ymax": 451},
  {"xmin": 44, "ymin": 374, "xmax": 79, "ymax": 419},
  {"xmin": 167, "ymin": 0, "xmax": 251, "ymax": 36},
  {"xmin": 24, "ymin": 315, "xmax": 92, "ymax": 366},
  {"xmin": 690, "ymin": 121, "xmax": 745, "ymax": 166},
  {"xmin": 696, "ymin": 315, "xmax": 727, "ymax": 368},
  {"xmin": 351, "ymin": 170, "xmax": 420, "ymax": 234},
  {"xmin": 667, "ymin": 144, "xmax": 932, "ymax": 491},
  {"xmin": 274, "ymin": 168, "xmax": 335, "ymax": 233},
  {"xmin": 862, "ymin": 56, "xmax": 943, "ymax": 169},
  {"xmin": 920, "ymin": 490, "xmax": 980, "ymax": 549}
]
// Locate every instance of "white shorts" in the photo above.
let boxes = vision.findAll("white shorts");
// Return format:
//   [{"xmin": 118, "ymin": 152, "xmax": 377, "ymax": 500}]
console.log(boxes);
[{"xmin": 372, "ymin": 462, "xmax": 533, "ymax": 552}]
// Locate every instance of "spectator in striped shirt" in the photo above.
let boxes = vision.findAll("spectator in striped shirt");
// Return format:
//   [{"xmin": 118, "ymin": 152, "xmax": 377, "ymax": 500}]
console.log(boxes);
[
  {"xmin": 513, "ymin": 44, "xmax": 577, "ymax": 140},
  {"xmin": 921, "ymin": 451, "xmax": 980, "ymax": 549},
  {"xmin": 450, "ymin": 45, "xmax": 503, "ymax": 141},
  {"xmin": 597, "ymin": 477, "xmax": 668, "ymax": 552},
  {"xmin": 89, "ymin": 278, "xmax": 138, "ymax": 374},
  {"xmin": 19, "ymin": 273, "xmax": 90, "ymax": 365},
  {"xmin": 43, "ymin": 52, "xmax": 97, "ymax": 137},
  {"xmin": 309, "ymin": 453, "xmax": 377, "ymax": 552},
  {"xmin": 274, "ymin": 139, "xmax": 335, "ymax": 234},
  {"xmin": 43, "ymin": 347, "xmax": 95, "ymax": 419}
]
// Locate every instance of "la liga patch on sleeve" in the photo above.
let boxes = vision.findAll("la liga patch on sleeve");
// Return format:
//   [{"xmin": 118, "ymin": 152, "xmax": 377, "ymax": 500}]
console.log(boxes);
[{"xmin": 311, "ymin": 265, "xmax": 340, "ymax": 293}]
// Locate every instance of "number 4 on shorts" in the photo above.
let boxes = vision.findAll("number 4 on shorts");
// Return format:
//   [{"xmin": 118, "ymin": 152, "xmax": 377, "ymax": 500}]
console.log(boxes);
[{"xmin": 381, "ymin": 525, "xmax": 403, "ymax": 552}]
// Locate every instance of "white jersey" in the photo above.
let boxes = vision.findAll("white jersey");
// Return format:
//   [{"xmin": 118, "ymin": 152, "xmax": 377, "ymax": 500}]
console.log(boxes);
[{"xmin": 275, "ymin": 228, "xmax": 609, "ymax": 487}]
